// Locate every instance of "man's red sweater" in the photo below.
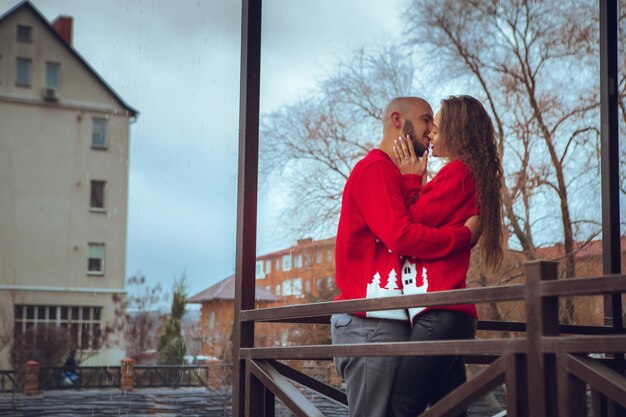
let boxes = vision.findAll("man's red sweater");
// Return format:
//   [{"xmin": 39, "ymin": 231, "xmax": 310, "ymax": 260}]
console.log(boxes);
[
  {"xmin": 334, "ymin": 149, "xmax": 472, "ymax": 320},
  {"xmin": 401, "ymin": 159, "xmax": 479, "ymax": 321}
]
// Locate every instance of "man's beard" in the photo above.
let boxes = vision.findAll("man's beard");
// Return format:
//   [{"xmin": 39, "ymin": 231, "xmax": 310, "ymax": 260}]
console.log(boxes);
[{"xmin": 403, "ymin": 120, "xmax": 428, "ymax": 155}]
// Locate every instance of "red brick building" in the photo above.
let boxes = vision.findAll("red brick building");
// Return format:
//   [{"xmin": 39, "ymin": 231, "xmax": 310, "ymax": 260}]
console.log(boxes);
[
  {"xmin": 188, "ymin": 237, "xmax": 336, "ymax": 359},
  {"xmin": 255, "ymin": 237, "xmax": 336, "ymax": 303}
]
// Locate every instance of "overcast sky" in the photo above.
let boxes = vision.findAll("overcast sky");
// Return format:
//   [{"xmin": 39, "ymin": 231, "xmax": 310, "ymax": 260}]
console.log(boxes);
[{"xmin": 7, "ymin": 0, "xmax": 409, "ymax": 299}]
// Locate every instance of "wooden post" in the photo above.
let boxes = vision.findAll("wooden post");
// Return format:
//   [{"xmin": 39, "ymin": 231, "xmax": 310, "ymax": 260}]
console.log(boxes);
[
  {"xmin": 24, "ymin": 360, "xmax": 39, "ymax": 395},
  {"xmin": 525, "ymin": 261, "xmax": 559, "ymax": 417},
  {"xmin": 233, "ymin": 0, "xmax": 263, "ymax": 415},
  {"xmin": 120, "ymin": 357, "xmax": 135, "ymax": 391},
  {"xmin": 505, "ymin": 353, "xmax": 528, "ymax": 417}
]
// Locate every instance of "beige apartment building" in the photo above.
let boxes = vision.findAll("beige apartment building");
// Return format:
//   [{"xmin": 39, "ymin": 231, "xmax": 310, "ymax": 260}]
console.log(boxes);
[{"xmin": 0, "ymin": 2, "xmax": 137, "ymax": 369}]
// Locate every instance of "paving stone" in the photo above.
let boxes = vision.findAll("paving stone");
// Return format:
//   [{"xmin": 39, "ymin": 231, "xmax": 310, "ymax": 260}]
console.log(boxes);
[{"xmin": 0, "ymin": 385, "xmax": 507, "ymax": 416}]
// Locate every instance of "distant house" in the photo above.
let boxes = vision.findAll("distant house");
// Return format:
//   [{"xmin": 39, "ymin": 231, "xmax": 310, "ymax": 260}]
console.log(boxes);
[
  {"xmin": 470, "ymin": 236, "xmax": 626, "ymax": 327},
  {"xmin": 188, "ymin": 237, "xmax": 336, "ymax": 358},
  {"xmin": 532, "ymin": 236, "xmax": 626, "ymax": 278},
  {"xmin": 0, "ymin": 1, "xmax": 138, "ymax": 369},
  {"xmin": 255, "ymin": 237, "xmax": 336, "ymax": 302},
  {"xmin": 188, "ymin": 274, "xmax": 281, "ymax": 359}
]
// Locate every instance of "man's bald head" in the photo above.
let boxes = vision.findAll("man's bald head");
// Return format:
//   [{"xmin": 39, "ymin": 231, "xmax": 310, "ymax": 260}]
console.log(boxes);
[
  {"xmin": 383, "ymin": 97, "xmax": 431, "ymax": 127},
  {"xmin": 380, "ymin": 97, "xmax": 434, "ymax": 157}
]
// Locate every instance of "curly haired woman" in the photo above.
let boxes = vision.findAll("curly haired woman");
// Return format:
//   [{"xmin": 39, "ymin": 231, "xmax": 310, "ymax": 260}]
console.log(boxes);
[{"xmin": 387, "ymin": 95, "xmax": 504, "ymax": 417}]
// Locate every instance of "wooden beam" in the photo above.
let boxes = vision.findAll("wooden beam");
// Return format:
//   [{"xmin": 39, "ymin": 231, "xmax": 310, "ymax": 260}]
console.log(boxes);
[
  {"xmin": 248, "ymin": 360, "xmax": 325, "ymax": 417},
  {"xmin": 241, "ymin": 338, "xmax": 527, "ymax": 360},
  {"xmin": 566, "ymin": 354, "xmax": 626, "ymax": 409},
  {"xmin": 420, "ymin": 356, "xmax": 506, "ymax": 417},
  {"xmin": 233, "ymin": 0, "xmax": 262, "ymax": 415},
  {"xmin": 269, "ymin": 360, "xmax": 348, "ymax": 406},
  {"xmin": 241, "ymin": 285, "xmax": 526, "ymax": 322}
]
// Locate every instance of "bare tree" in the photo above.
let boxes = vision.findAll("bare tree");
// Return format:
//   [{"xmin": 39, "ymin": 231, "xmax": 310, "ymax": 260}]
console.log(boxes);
[
  {"xmin": 260, "ymin": 46, "xmax": 416, "ymax": 239},
  {"xmin": 0, "ymin": 287, "xmax": 15, "ymax": 355},
  {"xmin": 404, "ymin": 0, "xmax": 603, "ymax": 322},
  {"xmin": 11, "ymin": 325, "xmax": 70, "ymax": 369},
  {"xmin": 125, "ymin": 273, "xmax": 167, "ymax": 359},
  {"xmin": 261, "ymin": 2, "xmax": 613, "ymax": 325}
]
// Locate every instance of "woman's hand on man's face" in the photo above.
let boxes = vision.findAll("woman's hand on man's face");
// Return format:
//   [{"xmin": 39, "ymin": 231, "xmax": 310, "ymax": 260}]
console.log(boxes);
[{"xmin": 393, "ymin": 135, "xmax": 428, "ymax": 177}]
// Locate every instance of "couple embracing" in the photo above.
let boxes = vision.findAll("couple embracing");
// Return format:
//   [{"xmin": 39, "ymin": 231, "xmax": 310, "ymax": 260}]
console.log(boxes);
[{"xmin": 332, "ymin": 95, "xmax": 503, "ymax": 417}]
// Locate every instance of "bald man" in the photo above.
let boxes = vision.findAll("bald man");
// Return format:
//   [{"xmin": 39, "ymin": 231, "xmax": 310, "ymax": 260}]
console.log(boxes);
[{"xmin": 331, "ymin": 97, "xmax": 479, "ymax": 416}]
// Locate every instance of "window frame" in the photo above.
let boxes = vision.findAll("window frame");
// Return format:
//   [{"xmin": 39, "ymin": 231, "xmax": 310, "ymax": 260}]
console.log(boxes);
[
  {"xmin": 255, "ymin": 260, "xmax": 265, "ymax": 279},
  {"xmin": 16, "ymin": 25, "xmax": 32, "ymax": 43},
  {"xmin": 291, "ymin": 277, "xmax": 303, "ymax": 298},
  {"xmin": 91, "ymin": 117, "xmax": 108, "ymax": 149},
  {"xmin": 282, "ymin": 254, "xmax": 292, "ymax": 272},
  {"xmin": 45, "ymin": 61, "xmax": 61, "ymax": 89},
  {"xmin": 87, "ymin": 243, "xmax": 105, "ymax": 275},
  {"xmin": 15, "ymin": 57, "xmax": 32, "ymax": 87},
  {"xmin": 89, "ymin": 180, "xmax": 106, "ymax": 212},
  {"xmin": 14, "ymin": 304, "xmax": 102, "ymax": 352}
]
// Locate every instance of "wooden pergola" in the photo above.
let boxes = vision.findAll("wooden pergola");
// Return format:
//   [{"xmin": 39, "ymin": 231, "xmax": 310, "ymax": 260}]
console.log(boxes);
[{"xmin": 232, "ymin": 1, "xmax": 625, "ymax": 416}]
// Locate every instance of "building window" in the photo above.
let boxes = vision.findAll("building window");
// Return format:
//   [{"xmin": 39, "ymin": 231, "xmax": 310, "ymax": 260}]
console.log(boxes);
[
  {"xmin": 45, "ymin": 62, "xmax": 61, "ymax": 89},
  {"xmin": 282, "ymin": 255, "xmax": 292, "ymax": 272},
  {"xmin": 265, "ymin": 260, "xmax": 271, "ymax": 274},
  {"xmin": 283, "ymin": 278, "xmax": 303, "ymax": 298},
  {"xmin": 304, "ymin": 254, "xmax": 311, "ymax": 267},
  {"xmin": 326, "ymin": 249, "xmax": 333, "ymax": 262},
  {"xmin": 294, "ymin": 254, "xmax": 302, "ymax": 268},
  {"xmin": 15, "ymin": 58, "xmax": 32, "ymax": 87},
  {"xmin": 208, "ymin": 311, "xmax": 216, "ymax": 330},
  {"xmin": 283, "ymin": 280, "xmax": 292, "ymax": 296},
  {"xmin": 305, "ymin": 280, "xmax": 312, "ymax": 294},
  {"xmin": 90, "ymin": 180, "xmax": 106, "ymax": 211},
  {"xmin": 87, "ymin": 243, "xmax": 105, "ymax": 275},
  {"xmin": 316, "ymin": 250, "xmax": 322, "ymax": 263},
  {"xmin": 275, "ymin": 258, "xmax": 280, "ymax": 271},
  {"xmin": 275, "ymin": 284, "xmax": 281, "ymax": 296},
  {"xmin": 317, "ymin": 276, "xmax": 335, "ymax": 291},
  {"xmin": 17, "ymin": 25, "xmax": 32, "ymax": 43},
  {"xmin": 255, "ymin": 260, "xmax": 265, "ymax": 279},
  {"xmin": 14, "ymin": 305, "xmax": 102, "ymax": 351},
  {"xmin": 92, "ymin": 117, "xmax": 108, "ymax": 149},
  {"xmin": 292, "ymin": 278, "xmax": 303, "ymax": 297}
]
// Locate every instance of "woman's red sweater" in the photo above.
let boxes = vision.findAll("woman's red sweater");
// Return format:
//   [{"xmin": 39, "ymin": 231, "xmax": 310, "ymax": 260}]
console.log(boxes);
[{"xmin": 401, "ymin": 159, "xmax": 479, "ymax": 321}]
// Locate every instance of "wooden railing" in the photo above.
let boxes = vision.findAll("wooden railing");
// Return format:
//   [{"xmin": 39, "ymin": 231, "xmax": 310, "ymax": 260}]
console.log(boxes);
[
  {"xmin": 1, "ymin": 364, "xmax": 225, "ymax": 392},
  {"xmin": 0, "ymin": 370, "xmax": 21, "ymax": 393},
  {"xmin": 234, "ymin": 261, "xmax": 626, "ymax": 417},
  {"xmin": 133, "ymin": 365, "xmax": 209, "ymax": 388}
]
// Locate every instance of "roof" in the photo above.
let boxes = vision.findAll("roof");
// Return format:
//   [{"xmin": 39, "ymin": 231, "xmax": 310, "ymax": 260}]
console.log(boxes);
[
  {"xmin": 533, "ymin": 236, "xmax": 626, "ymax": 260},
  {"xmin": 258, "ymin": 236, "xmax": 336, "ymax": 259},
  {"xmin": 0, "ymin": 1, "xmax": 138, "ymax": 117},
  {"xmin": 187, "ymin": 274, "xmax": 281, "ymax": 304}
]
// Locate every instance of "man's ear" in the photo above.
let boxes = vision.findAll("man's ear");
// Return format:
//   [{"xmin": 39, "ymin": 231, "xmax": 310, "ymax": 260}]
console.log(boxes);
[{"xmin": 390, "ymin": 111, "xmax": 402, "ymax": 129}]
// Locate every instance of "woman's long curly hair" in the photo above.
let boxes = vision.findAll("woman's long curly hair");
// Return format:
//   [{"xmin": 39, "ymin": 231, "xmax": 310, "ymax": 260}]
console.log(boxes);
[{"xmin": 438, "ymin": 95, "xmax": 504, "ymax": 269}]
